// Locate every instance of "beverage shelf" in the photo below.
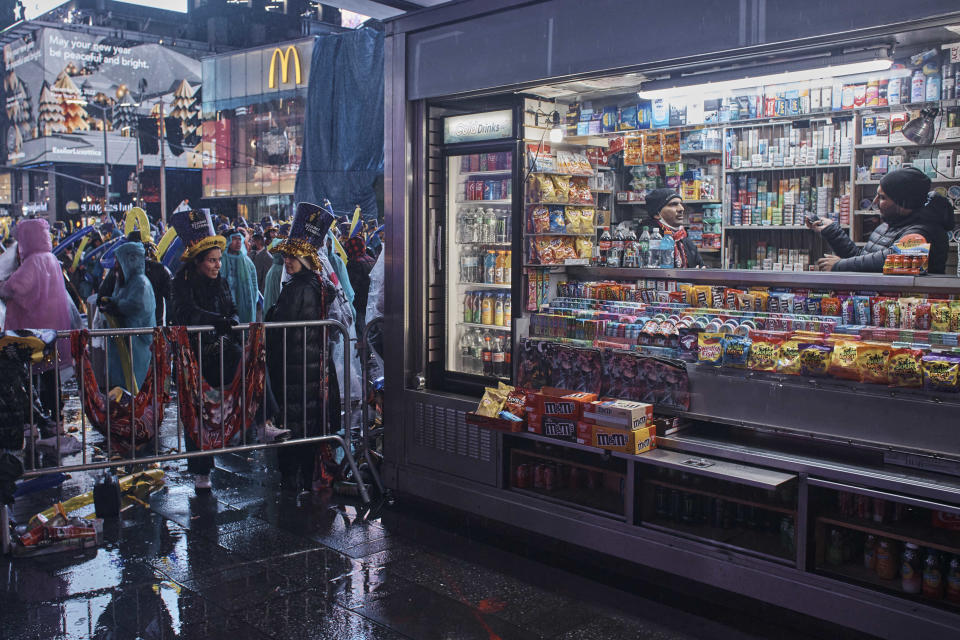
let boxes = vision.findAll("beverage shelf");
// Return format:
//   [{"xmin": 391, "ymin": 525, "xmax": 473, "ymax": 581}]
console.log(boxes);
[
  {"xmin": 458, "ymin": 282, "xmax": 511, "ymax": 289},
  {"xmin": 855, "ymin": 139, "xmax": 960, "ymax": 149},
  {"xmin": 456, "ymin": 241, "xmax": 512, "ymax": 246},
  {"xmin": 525, "ymin": 201, "xmax": 597, "ymax": 206},
  {"xmin": 456, "ymin": 199, "xmax": 512, "ymax": 205},
  {"xmin": 816, "ymin": 512, "xmax": 960, "ymax": 556},
  {"xmin": 726, "ymin": 224, "xmax": 850, "ymax": 230},
  {"xmin": 524, "ymin": 232, "xmax": 596, "ymax": 237},
  {"xmin": 461, "ymin": 322, "xmax": 512, "ymax": 331},
  {"xmin": 857, "ymin": 177, "xmax": 960, "ymax": 185},
  {"xmin": 461, "ymin": 169, "xmax": 512, "ymax": 176}
]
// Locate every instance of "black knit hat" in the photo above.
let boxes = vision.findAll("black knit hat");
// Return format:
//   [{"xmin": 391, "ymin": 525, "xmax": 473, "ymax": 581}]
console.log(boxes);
[
  {"xmin": 644, "ymin": 188, "xmax": 682, "ymax": 219},
  {"xmin": 879, "ymin": 167, "xmax": 931, "ymax": 210}
]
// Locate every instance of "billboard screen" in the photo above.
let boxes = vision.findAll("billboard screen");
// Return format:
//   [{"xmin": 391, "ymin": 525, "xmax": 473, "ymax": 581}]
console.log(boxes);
[{"xmin": 3, "ymin": 27, "xmax": 202, "ymax": 169}]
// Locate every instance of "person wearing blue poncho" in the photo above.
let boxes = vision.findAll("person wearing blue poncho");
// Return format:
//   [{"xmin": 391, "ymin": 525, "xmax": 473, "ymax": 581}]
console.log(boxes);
[
  {"xmin": 220, "ymin": 231, "xmax": 259, "ymax": 323},
  {"xmin": 262, "ymin": 238, "xmax": 284, "ymax": 312},
  {"xmin": 98, "ymin": 242, "xmax": 156, "ymax": 391}
]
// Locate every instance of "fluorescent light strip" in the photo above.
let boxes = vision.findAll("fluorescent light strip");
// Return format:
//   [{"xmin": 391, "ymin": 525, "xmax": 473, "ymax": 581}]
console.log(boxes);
[{"xmin": 637, "ymin": 59, "xmax": 893, "ymax": 100}]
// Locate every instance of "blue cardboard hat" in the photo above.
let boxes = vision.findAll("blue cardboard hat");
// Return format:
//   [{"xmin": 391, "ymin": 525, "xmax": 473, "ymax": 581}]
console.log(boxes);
[
  {"xmin": 271, "ymin": 202, "xmax": 334, "ymax": 271},
  {"xmin": 170, "ymin": 209, "xmax": 226, "ymax": 261}
]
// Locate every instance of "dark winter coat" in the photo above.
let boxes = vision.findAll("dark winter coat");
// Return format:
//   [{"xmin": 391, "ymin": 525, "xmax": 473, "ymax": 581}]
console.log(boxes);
[
  {"xmin": 676, "ymin": 235, "xmax": 705, "ymax": 269},
  {"xmin": 821, "ymin": 198, "xmax": 954, "ymax": 273},
  {"xmin": 265, "ymin": 269, "xmax": 330, "ymax": 437},
  {"xmin": 170, "ymin": 265, "xmax": 241, "ymax": 388}
]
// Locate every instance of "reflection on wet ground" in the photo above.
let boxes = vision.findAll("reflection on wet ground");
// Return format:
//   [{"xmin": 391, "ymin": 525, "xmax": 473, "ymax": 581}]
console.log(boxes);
[{"xmin": 2, "ymin": 451, "xmax": 844, "ymax": 640}]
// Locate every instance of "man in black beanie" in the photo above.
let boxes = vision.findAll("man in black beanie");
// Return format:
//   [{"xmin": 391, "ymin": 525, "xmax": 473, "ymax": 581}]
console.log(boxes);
[
  {"xmin": 643, "ymin": 187, "xmax": 704, "ymax": 268},
  {"xmin": 807, "ymin": 167, "xmax": 954, "ymax": 273}
]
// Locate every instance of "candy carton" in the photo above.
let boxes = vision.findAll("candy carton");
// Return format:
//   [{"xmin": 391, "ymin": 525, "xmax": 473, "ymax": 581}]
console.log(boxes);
[
  {"xmin": 582, "ymin": 399, "xmax": 653, "ymax": 430},
  {"xmin": 535, "ymin": 388, "xmax": 597, "ymax": 420},
  {"xmin": 587, "ymin": 422, "xmax": 657, "ymax": 455},
  {"xmin": 541, "ymin": 416, "xmax": 577, "ymax": 442}
]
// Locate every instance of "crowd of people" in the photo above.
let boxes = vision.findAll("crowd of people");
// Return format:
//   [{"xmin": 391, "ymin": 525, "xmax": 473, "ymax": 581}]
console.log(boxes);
[{"xmin": 0, "ymin": 203, "xmax": 386, "ymax": 494}]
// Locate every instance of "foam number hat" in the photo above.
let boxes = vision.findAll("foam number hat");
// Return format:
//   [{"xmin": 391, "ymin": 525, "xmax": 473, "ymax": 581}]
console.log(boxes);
[
  {"xmin": 271, "ymin": 202, "xmax": 334, "ymax": 271},
  {"xmin": 169, "ymin": 209, "xmax": 226, "ymax": 261},
  {"xmin": 124, "ymin": 207, "xmax": 152, "ymax": 243}
]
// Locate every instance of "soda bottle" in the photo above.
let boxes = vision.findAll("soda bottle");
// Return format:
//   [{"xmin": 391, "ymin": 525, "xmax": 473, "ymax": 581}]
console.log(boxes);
[
  {"xmin": 648, "ymin": 227, "xmax": 663, "ymax": 268},
  {"xmin": 606, "ymin": 244, "xmax": 621, "ymax": 268},
  {"xmin": 494, "ymin": 250, "xmax": 505, "ymax": 284},
  {"xmin": 622, "ymin": 228, "xmax": 638, "ymax": 267},
  {"xmin": 638, "ymin": 226, "xmax": 651, "ymax": 266},
  {"xmin": 481, "ymin": 293, "xmax": 494, "ymax": 325},
  {"xmin": 494, "ymin": 293, "xmax": 505, "ymax": 326},
  {"xmin": 659, "ymin": 232, "xmax": 675, "ymax": 268},
  {"xmin": 481, "ymin": 334, "xmax": 493, "ymax": 376},
  {"xmin": 612, "ymin": 228, "xmax": 625, "ymax": 255},
  {"xmin": 598, "ymin": 228, "xmax": 612, "ymax": 265},
  {"xmin": 463, "ymin": 291, "xmax": 473, "ymax": 323},
  {"xmin": 491, "ymin": 335, "xmax": 505, "ymax": 377},
  {"xmin": 473, "ymin": 292, "xmax": 483, "ymax": 324},
  {"xmin": 503, "ymin": 336, "xmax": 512, "ymax": 377},
  {"xmin": 484, "ymin": 250, "xmax": 497, "ymax": 284}
]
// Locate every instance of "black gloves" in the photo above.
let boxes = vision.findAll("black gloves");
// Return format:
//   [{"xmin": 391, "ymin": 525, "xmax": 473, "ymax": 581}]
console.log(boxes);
[
  {"xmin": 212, "ymin": 316, "xmax": 238, "ymax": 337},
  {"xmin": 98, "ymin": 297, "xmax": 119, "ymax": 317}
]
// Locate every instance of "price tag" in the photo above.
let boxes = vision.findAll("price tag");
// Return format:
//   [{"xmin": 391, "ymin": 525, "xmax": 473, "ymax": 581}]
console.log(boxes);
[{"xmin": 946, "ymin": 42, "xmax": 960, "ymax": 64}]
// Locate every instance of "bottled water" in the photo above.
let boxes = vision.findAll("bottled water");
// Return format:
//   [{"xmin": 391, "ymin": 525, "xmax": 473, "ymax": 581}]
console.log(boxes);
[
  {"xmin": 659, "ymin": 233, "xmax": 675, "ymax": 268},
  {"xmin": 648, "ymin": 227, "xmax": 663, "ymax": 268},
  {"xmin": 638, "ymin": 226, "xmax": 650, "ymax": 267}
]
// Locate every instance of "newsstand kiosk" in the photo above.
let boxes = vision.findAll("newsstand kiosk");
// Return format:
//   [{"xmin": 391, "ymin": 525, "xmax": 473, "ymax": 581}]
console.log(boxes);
[{"xmin": 382, "ymin": 3, "xmax": 960, "ymax": 637}]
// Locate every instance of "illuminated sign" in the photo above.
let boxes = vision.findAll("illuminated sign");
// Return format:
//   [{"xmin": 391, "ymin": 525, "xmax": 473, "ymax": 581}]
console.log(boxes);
[
  {"xmin": 443, "ymin": 110, "xmax": 513, "ymax": 144},
  {"xmin": 268, "ymin": 45, "xmax": 302, "ymax": 89}
]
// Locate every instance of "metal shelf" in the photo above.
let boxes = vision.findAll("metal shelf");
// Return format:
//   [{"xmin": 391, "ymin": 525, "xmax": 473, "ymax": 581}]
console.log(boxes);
[
  {"xmin": 855, "ymin": 139, "xmax": 960, "ymax": 149},
  {"xmin": 456, "ymin": 199, "xmax": 513, "ymax": 205},
  {"xmin": 726, "ymin": 163, "xmax": 851, "ymax": 173},
  {"xmin": 461, "ymin": 322, "xmax": 511, "ymax": 331},
  {"xmin": 458, "ymin": 282, "xmax": 511, "ymax": 289},
  {"xmin": 460, "ymin": 169, "xmax": 513, "ymax": 176},
  {"xmin": 680, "ymin": 149, "xmax": 723, "ymax": 156},
  {"xmin": 524, "ymin": 232, "xmax": 596, "ymax": 237},
  {"xmin": 525, "ymin": 201, "xmax": 597, "ymax": 206},
  {"xmin": 857, "ymin": 177, "xmax": 960, "ymax": 185},
  {"xmin": 565, "ymin": 265, "xmax": 960, "ymax": 293},
  {"xmin": 726, "ymin": 224, "xmax": 849, "ymax": 230}
]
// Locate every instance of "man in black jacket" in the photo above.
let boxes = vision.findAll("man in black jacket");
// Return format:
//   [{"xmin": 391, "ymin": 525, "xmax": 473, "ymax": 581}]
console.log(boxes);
[
  {"xmin": 808, "ymin": 167, "xmax": 954, "ymax": 273},
  {"xmin": 643, "ymin": 188, "xmax": 705, "ymax": 268}
]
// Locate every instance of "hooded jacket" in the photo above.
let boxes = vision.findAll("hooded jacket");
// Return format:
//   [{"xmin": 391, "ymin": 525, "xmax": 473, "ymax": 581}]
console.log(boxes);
[
  {"xmin": 0, "ymin": 219, "xmax": 74, "ymax": 340},
  {"xmin": 263, "ymin": 244, "xmax": 284, "ymax": 313},
  {"xmin": 821, "ymin": 194, "xmax": 954, "ymax": 273},
  {"xmin": 105, "ymin": 242, "xmax": 156, "ymax": 390},
  {"xmin": 220, "ymin": 235, "xmax": 259, "ymax": 323}
]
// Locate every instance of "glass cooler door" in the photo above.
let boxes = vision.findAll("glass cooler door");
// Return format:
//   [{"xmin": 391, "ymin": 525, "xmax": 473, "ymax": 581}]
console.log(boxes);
[{"xmin": 445, "ymin": 150, "xmax": 514, "ymax": 381}]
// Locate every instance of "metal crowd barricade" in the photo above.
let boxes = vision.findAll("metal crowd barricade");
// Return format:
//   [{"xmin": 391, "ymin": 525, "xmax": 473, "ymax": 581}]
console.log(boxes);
[
  {"xmin": 13, "ymin": 318, "xmax": 370, "ymax": 498},
  {"xmin": 357, "ymin": 317, "xmax": 385, "ymax": 498}
]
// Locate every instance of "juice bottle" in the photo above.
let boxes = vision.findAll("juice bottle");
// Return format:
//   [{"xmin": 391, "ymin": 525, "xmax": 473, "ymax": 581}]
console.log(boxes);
[
  {"xmin": 503, "ymin": 250, "xmax": 512, "ymax": 283},
  {"xmin": 481, "ymin": 293, "xmax": 494, "ymax": 325},
  {"xmin": 463, "ymin": 291, "xmax": 473, "ymax": 323},
  {"xmin": 483, "ymin": 250, "xmax": 496, "ymax": 283},
  {"xmin": 494, "ymin": 250, "xmax": 505, "ymax": 284},
  {"xmin": 504, "ymin": 296, "xmax": 512, "ymax": 325},
  {"xmin": 494, "ymin": 293, "xmax": 505, "ymax": 326}
]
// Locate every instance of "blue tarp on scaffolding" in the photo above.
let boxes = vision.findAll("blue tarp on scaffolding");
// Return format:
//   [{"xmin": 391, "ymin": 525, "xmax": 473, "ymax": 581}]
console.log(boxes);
[{"xmin": 294, "ymin": 27, "xmax": 384, "ymax": 221}]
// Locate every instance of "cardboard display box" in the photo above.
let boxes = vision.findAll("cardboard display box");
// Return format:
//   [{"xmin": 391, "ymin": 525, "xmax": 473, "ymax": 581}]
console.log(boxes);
[{"xmin": 582, "ymin": 399, "xmax": 653, "ymax": 429}]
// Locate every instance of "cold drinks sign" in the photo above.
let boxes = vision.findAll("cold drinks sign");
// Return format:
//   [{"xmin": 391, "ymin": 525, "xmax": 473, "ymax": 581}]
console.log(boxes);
[{"xmin": 443, "ymin": 110, "xmax": 513, "ymax": 144}]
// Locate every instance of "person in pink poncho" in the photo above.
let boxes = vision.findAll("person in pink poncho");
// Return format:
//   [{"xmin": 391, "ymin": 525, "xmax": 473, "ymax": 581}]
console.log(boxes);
[{"xmin": 0, "ymin": 218, "xmax": 74, "ymax": 422}]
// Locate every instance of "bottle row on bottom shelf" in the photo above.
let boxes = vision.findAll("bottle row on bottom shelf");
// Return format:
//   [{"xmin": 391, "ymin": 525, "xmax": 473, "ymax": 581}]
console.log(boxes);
[{"xmin": 458, "ymin": 327, "xmax": 511, "ymax": 378}]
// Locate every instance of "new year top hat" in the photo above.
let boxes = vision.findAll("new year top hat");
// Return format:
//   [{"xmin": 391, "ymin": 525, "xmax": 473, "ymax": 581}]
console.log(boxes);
[
  {"xmin": 271, "ymin": 202, "xmax": 334, "ymax": 271},
  {"xmin": 170, "ymin": 209, "xmax": 226, "ymax": 261}
]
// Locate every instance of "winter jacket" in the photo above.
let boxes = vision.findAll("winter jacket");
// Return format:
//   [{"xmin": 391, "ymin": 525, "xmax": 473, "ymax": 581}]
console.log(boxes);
[
  {"xmin": 171, "ymin": 265, "xmax": 241, "ymax": 388},
  {"xmin": 821, "ymin": 197, "xmax": 954, "ymax": 273},
  {"xmin": 254, "ymin": 248, "xmax": 274, "ymax": 291},
  {"xmin": 105, "ymin": 242, "xmax": 156, "ymax": 390},
  {"xmin": 263, "ymin": 253, "xmax": 284, "ymax": 312},
  {"xmin": 221, "ymin": 248, "xmax": 259, "ymax": 323},
  {"xmin": 266, "ymin": 270, "xmax": 331, "ymax": 436},
  {"xmin": 676, "ymin": 235, "xmax": 705, "ymax": 269},
  {"xmin": 0, "ymin": 220, "xmax": 73, "ymax": 367}
]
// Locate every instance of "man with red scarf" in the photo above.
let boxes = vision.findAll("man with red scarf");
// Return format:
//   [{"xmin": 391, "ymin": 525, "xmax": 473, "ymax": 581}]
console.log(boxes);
[{"xmin": 643, "ymin": 188, "xmax": 705, "ymax": 269}]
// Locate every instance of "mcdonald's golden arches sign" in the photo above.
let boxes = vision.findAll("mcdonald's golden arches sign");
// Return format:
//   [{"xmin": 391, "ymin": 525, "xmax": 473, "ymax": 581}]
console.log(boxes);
[{"xmin": 268, "ymin": 45, "xmax": 302, "ymax": 89}]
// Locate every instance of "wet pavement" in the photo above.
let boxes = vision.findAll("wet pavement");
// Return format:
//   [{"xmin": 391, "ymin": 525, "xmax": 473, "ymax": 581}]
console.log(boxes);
[{"xmin": 3, "ymin": 450, "xmax": 862, "ymax": 640}]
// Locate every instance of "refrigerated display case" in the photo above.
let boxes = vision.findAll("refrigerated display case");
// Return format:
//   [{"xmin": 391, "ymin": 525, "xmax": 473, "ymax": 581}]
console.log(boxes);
[{"xmin": 437, "ymin": 110, "xmax": 522, "ymax": 392}]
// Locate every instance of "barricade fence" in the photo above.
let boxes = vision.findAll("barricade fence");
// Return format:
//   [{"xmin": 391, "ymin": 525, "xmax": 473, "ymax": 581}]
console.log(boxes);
[{"xmin": 16, "ymin": 319, "xmax": 368, "ymax": 503}]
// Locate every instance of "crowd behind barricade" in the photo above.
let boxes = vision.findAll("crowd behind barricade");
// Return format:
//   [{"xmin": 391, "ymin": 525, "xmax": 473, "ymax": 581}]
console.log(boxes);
[{"xmin": 0, "ymin": 201, "xmax": 386, "ymax": 503}]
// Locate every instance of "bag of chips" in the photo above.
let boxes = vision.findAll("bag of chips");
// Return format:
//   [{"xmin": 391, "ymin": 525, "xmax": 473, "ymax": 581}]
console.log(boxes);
[
  {"xmin": 799, "ymin": 343, "xmax": 833, "ymax": 377},
  {"xmin": 551, "ymin": 175, "xmax": 571, "ymax": 202},
  {"xmin": 539, "ymin": 175, "xmax": 557, "ymax": 202},
  {"xmin": 950, "ymin": 302, "xmax": 960, "ymax": 332},
  {"xmin": 827, "ymin": 340, "xmax": 863, "ymax": 381},
  {"xmin": 579, "ymin": 208, "xmax": 595, "ymax": 233},
  {"xmin": 477, "ymin": 387, "xmax": 506, "ymax": 417},
  {"xmin": 575, "ymin": 237, "xmax": 593, "ymax": 259},
  {"xmin": 549, "ymin": 207, "xmax": 566, "ymax": 232},
  {"xmin": 922, "ymin": 353, "xmax": 960, "ymax": 393},
  {"xmin": 698, "ymin": 333, "xmax": 724, "ymax": 366},
  {"xmin": 857, "ymin": 342, "xmax": 891, "ymax": 384},
  {"xmin": 532, "ymin": 207, "xmax": 551, "ymax": 233},
  {"xmin": 534, "ymin": 239, "xmax": 556, "ymax": 264},
  {"xmin": 887, "ymin": 347, "xmax": 923, "ymax": 388},
  {"xmin": 747, "ymin": 331, "xmax": 783, "ymax": 371}
]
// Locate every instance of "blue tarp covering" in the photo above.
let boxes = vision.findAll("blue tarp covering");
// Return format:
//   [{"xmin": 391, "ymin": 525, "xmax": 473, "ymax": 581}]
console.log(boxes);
[{"xmin": 294, "ymin": 27, "xmax": 383, "ymax": 221}]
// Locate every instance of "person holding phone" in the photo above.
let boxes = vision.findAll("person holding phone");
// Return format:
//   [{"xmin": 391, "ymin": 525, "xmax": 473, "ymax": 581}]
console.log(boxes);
[{"xmin": 806, "ymin": 167, "xmax": 953, "ymax": 273}]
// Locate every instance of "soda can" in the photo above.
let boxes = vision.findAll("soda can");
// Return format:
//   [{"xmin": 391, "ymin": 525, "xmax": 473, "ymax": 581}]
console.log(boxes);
[
  {"xmin": 469, "ymin": 154, "xmax": 480, "ymax": 172},
  {"xmin": 514, "ymin": 463, "xmax": 530, "ymax": 488},
  {"xmin": 543, "ymin": 465, "xmax": 556, "ymax": 491},
  {"xmin": 502, "ymin": 179, "xmax": 512, "ymax": 199},
  {"xmin": 855, "ymin": 494, "xmax": 870, "ymax": 519},
  {"xmin": 483, "ymin": 180, "xmax": 493, "ymax": 200},
  {"xmin": 479, "ymin": 153, "xmax": 488, "ymax": 171},
  {"xmin": 533, "ymin": 464, "xmax": 546, "ymax": 489}
]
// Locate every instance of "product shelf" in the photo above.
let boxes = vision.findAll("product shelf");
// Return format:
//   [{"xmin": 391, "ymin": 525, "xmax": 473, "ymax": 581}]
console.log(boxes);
[
  {"xmin": 683, "ymin": 200, "xmax": 722, "ymax": 204},
  {"xmin": 857, "ymin": 177, "xmax": 960, "ymax": 185},
  {"xmin": 814, "ymin": 562, "xmax": 960, "ymax": 611},
  {"xmin": 525, "ymin": 201, "xmax": 598, "ymax": 206},
  {"xmin": 725, "ymin": 224, "xmax": 850, "ymax": 230},
  {"xmin": 458, "ymin": 282, "xmax": 511, "ymax": 289},
  {"xmin": 461, "ymin": 322, "xmax": 511, "ymax": 331},
  {"xmin": 457, "ymin": 241, "xmax": 512, "ymax": 247},
  {"xmin": 528, "ymin": 170, "xmax": 596, "ymax": 178},
  {"xmin": 641, "ymin": 518, "xmax": 794, "ymax": 563},
  {"xmin": 456, "ymin": 199, "xmax": 513, "ymax": 205},
  {"xmin": 725, "ymin": 163, "xmax": 852, "ymax": 174},
  {"xmin": 462, "ymin": 169, "xmax": 513, "ymax": 176},
  {"xmin": 645, "ymin": 478, "xmax": 796, "ymax": 516},
  {"xmin": 817, "ymin": 513, "xmax": 960, "ymax": 556},
  {"xmin": 680, "ymin": 149, "xmax": 724, "ymax": 156},
  {"xmin": 854, "ymin": 139, "xmax": 960, "ymax": 149},
  {"xmin": 524, "ymin": 232, "xmax": 596, "ymax": 237}
]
